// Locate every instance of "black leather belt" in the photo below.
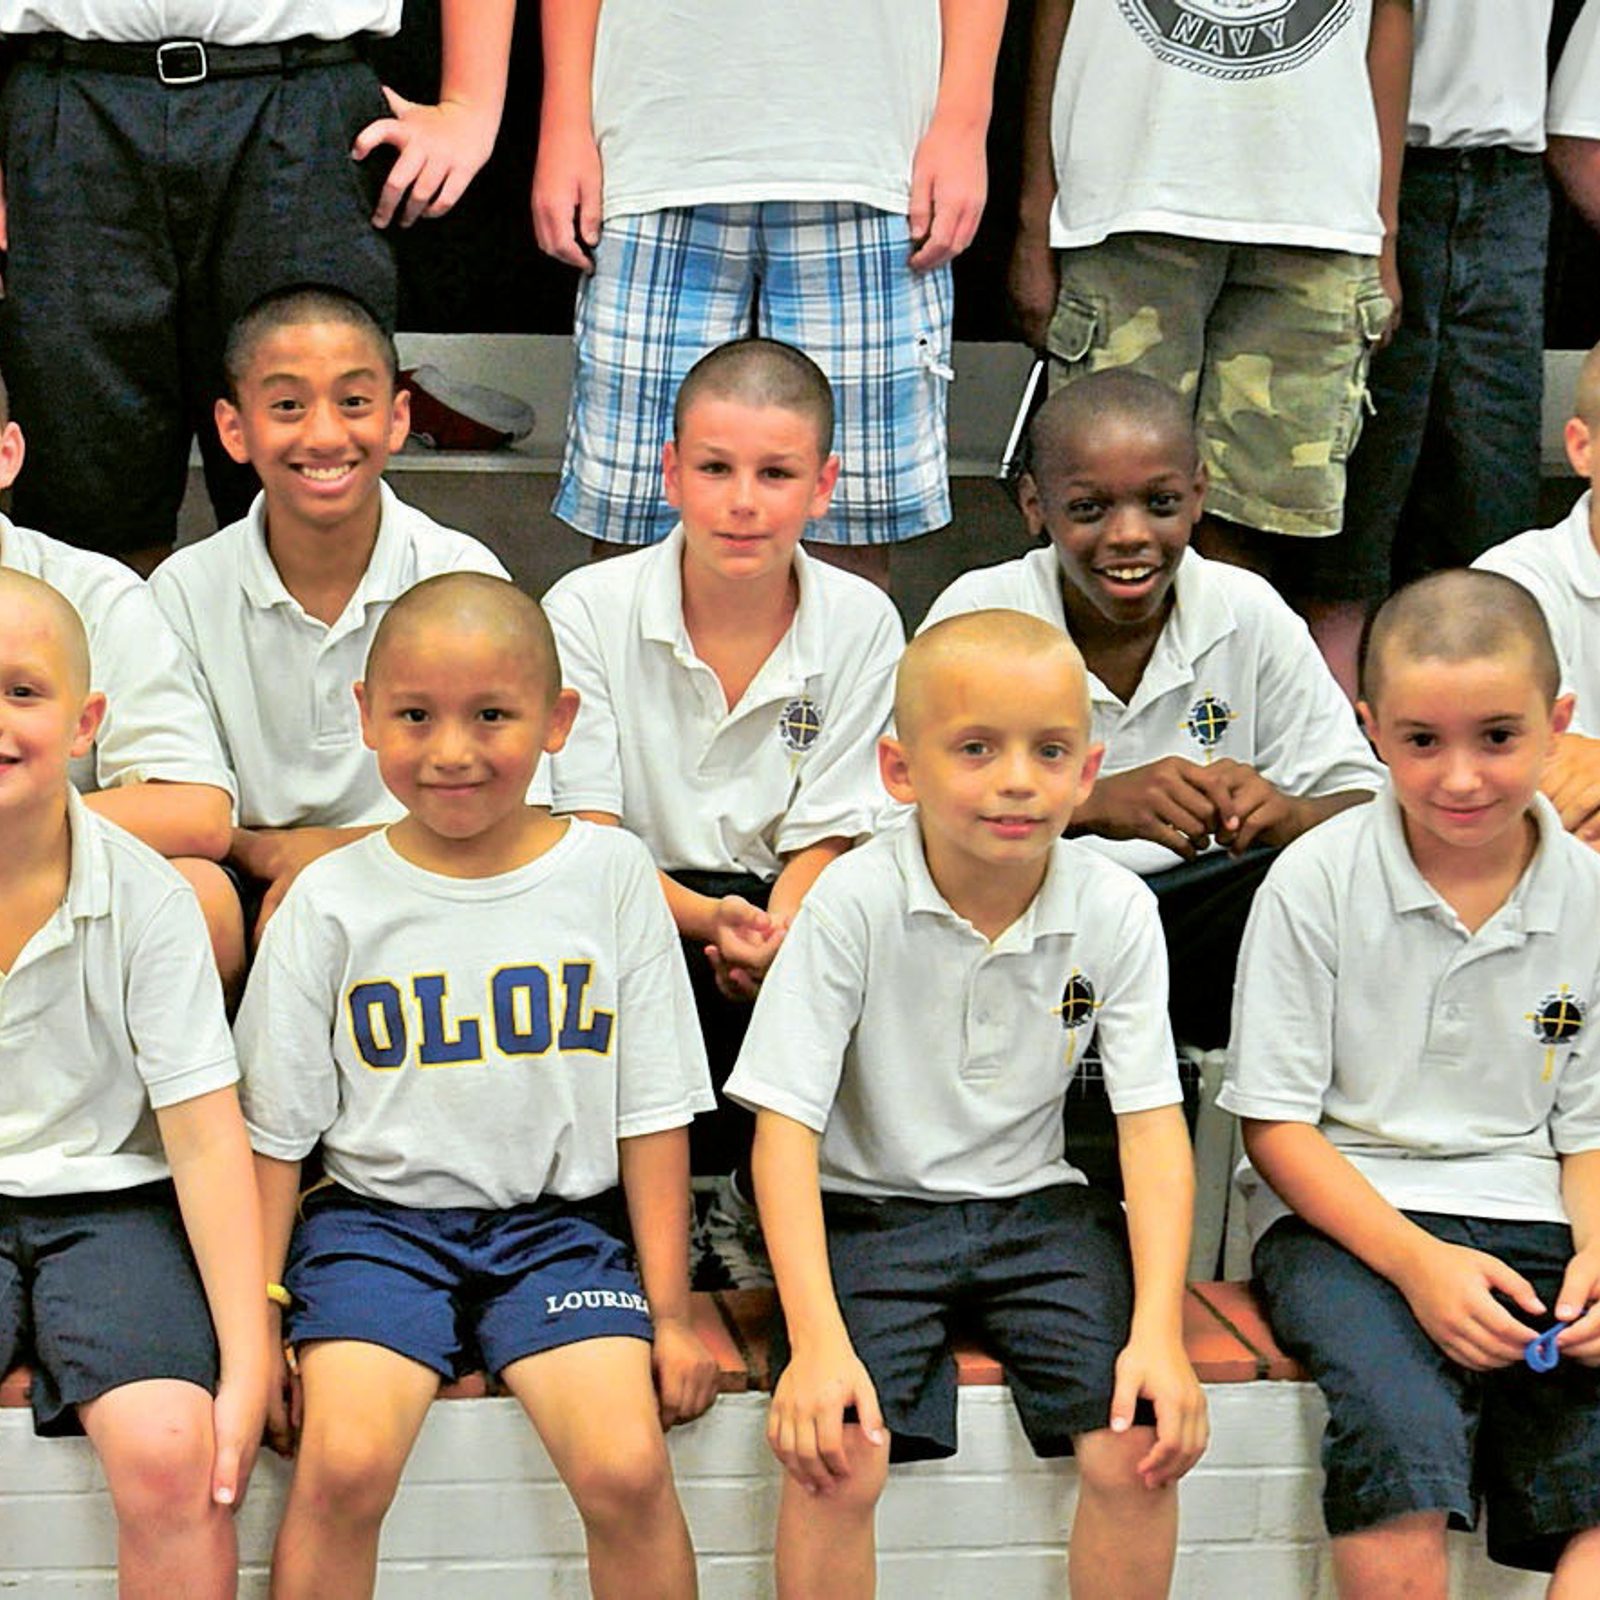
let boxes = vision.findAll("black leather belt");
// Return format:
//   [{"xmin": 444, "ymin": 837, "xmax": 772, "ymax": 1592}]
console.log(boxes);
[{"xmin": 18, "ymin": 34, "xmax": 362, "ymax": 85}]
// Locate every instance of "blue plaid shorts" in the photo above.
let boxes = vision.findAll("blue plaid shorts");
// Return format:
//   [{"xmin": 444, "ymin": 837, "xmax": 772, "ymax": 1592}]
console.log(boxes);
[{"xmin": 554, "ymin": 201, "xmax": 953, "ymax": 547}]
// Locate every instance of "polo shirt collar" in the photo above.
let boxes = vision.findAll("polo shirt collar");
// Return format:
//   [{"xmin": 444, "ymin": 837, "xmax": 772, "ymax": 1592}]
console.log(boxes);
[
  {"xmin": 236, "ymin": 482, "xmax": 410, "ymax": 621},
  {"xmin": 62, "ymin": 787, "xmax": 111, "ymax": 921},
  {"xmin": 1561, "ymin": 491, "xmax": 1600, "ymax": 601},
  {"xmin": 893, "ymin": 814, "xmax": 1079, "ymax": 944},
  {"xmin": 1374, "ymin": 782, "xmax": 1566, "ymax": 931},
  {"xmin": 0, "ymin": 513, "xmax": 43, "ymax": 576}
]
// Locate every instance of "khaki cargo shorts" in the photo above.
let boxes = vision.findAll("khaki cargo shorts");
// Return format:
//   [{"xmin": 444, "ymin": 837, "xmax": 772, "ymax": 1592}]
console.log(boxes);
[{"xmin": 1048, "ymin": 233, "xmax": 1392, "ymax": 538}]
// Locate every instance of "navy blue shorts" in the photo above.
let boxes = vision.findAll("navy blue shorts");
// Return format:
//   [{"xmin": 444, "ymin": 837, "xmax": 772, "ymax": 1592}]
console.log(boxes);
[
  {"xmin": 775, "ymin": 1183, "xmax": 1152, "ymax": 1463},
  {"xmin": 1256, "ymin": 1213, "xmax": 1600, "ymax": 1572},
  {"xmin": 284, "ymin": 1185, "xmax": 654, "ymax": 1380},
  {"xmin": 0, "ymin": 1182, "xmax": 218, "ymax": 1435}
]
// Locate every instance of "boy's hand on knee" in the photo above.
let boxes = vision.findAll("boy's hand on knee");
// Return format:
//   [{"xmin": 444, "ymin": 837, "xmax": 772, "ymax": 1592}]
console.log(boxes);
[
  {"xmin": 1202, "ymin": 761, "xmax": 1307, "ymax": 853},
  {"xmin": 1555, "ymin": 1248, "xmax": 1600, "ymax": 1364},
  {"xmin": 1077, "ymin": 759, "xmax": 1220, "ymax": 858},
  {"xmin": 264, "ymin": 1339, "xmax": 303, "ymax": 1458},
  {"xmin": 354, "ymin": 87, "xmax": 499, "ymax": 229},
  {"xmin": 1109, "ymin": 1335, "xmax": 1208, "ymax": 1489},
  {"xmin": 651, "ymin": 1313, "xmax": 720, "ymax": 1428},
  {"xmin": 1543, "ymin": 734, "xmax": 1600, "ymax": 842},
  {"xmin": 1396, "ymin": 1238, "xmax": 1544, "ymax": 1370},
  {"xmin": 768, "ymin": 1339, "xmax": 886, "ymax": 1495},
  {"xmin": 211, "ymin": 1371, "xmax": 267, "ymax": 1510}
]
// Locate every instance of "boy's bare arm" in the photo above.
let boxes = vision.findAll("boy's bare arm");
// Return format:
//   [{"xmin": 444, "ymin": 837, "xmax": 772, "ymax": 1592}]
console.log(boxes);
[
  {"xmin": 1114, "ymin": 1104, "xmax": 1207, "ymax": 1486},
  {"xmin": 157, "ymin": 1088, "xmax": 272, "ymax": 1505},
  {"xmin": 753, "ymin": 1110, "xmax": 885, "ymax": 1492},
  {"xmin": 1549, "ymin": 137, "xmax": 1600, "ymax": 235},
  {"xmin": 619, "ymin": 1126, "xmax": 718, "ymax": 1427},
  {"xmin": 909, "ymin": 0, "xmax": 1008, "ymax": 270},
  {"xmin": 354, "ymin": 0, "xmax": 516, "ymax": 229},
  {"xmin": 1009, "ymin": 0, "xmax": 1073, "ymax": 346},
  {"xmin": 1555, "ymin": 1149, "xmax": 1600, "ymax": 1362},
  {"xmin": 768, "ymin": 838, "xmax": 851, "ymax": 926},
  {"xmin": 1366, "ymin": 0, "xmax": 1414, "ymax": 339},
  {"xmin": 532, "ymin": 0, "xmax": 605, "ymax": 268},
  {"xmin": 82, "ymin": 780, "xmax": 232, "ymax": 861},
  {"xmin": 1243, "ymin": 1119, "xmax": 1544, "ymax": 1368},
  {"xmin": 255, "ymin": 1152, "xmax": 303, "ymax": 1455}
]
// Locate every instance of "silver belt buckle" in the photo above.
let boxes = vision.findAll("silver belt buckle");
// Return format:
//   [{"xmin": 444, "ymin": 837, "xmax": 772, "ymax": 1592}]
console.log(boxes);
[{"xmin": 156, "ymin": 39, "xmax": 207, "ymax": 85}]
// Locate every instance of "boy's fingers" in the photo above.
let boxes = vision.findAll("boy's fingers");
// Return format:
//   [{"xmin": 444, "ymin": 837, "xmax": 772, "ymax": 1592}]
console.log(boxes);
[
  {"xmin": 854, "ymin": 1377, "xmax": 886, "ymax": 1445},
  {"xmin": 1482, "ymin": 1257, "xmax": 1545, "ymax": 1318},
  {"xmin": 1107, "ymin": 1365, "xmax": 1140, "ymax": 1435},
  {"xmin": 350, "ymin": 114, "xmax": 403, "ymax": 163},
  {"xmin": 211, "ymin": 1436, "xmax": 240, "ymax": 1506}
]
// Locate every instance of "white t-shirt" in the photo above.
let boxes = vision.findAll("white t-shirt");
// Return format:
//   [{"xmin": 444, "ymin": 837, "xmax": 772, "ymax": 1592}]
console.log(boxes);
[
  {"xmin": 1474, "ymin": 491, "xmax": 1600, "ymax": 736},
  {"xmin": 1551, "ymin": 0, "xmax": 1600, "ymax": 139},
  {"xmin": 0, "ymin": 2, "xmax": 400, "ymax": 42},
  {"xmin": 1406, "ymin": 0, "xmax": 1551, "ymax": 152},
  {"xmin": 589, "ymin": 0, "xmax": 942, "ymax": 218},
  {"xmin": 726, "ymin": 818, "xmax": 1180, "ymax": 1201},
  {"xmin": 544, "ymin": 526, "xmax": 902, "ymax": 878},
  {"xmin": 0, "ymin": 791, "xmax": 239, "ymax": 1197},
  {"xmin": 0, "ymin": 516, "xmax": 235, "ymax": 806},
  {"xmin": 1047, "ymin": 0, "xmax": 1384, "ymax": 252},
  {"xmin": 150, "ymin": 483, "xmax": 507, "ymax": 830},
  {"xmin": 236, "ymin": 822, "xmax": 713, "ymax": 1210},
  {"xmin": 1220, "ymin": 788, "xmax": 1600, "ymax": 1246},
  {"xmin": 921, "ymin": 545, "xmax": 1384, "ymax": 874}
]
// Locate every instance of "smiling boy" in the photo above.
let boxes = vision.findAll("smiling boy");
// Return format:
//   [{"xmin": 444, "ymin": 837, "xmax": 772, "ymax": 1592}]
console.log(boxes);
[
  {"xmin": 1223, "ymin": 569, "xmax": 1600, "ymax": 1595},
  {"xmin": 237, "ymin": 572, "xmax": 715, "ymax": 1600},
  {"xmin": 728, "ymin": 611, "xmax": 1206, "ymax": 1600},
  {"xmin": 922, "ymin": 370, "xmax": 1382, "ymax": 1046},
  {"xmin": 543, "ymin": 337, "xmax": 903, "ymax": 1281},
  {"xmin": 150, "ymin": 284, "xmax": 508, "ymax": 933}
]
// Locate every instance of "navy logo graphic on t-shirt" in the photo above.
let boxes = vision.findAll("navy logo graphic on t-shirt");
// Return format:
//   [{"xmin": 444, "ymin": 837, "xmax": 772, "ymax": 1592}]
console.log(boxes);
[
  {"xmin": 1183, "ymin": 693, "xmax": 1236, "ymax": 755},
  {"xmin": 778, "ymin": 697, "xmax": 823, "ymax": 754},
  {"xmin": 1116, "ymin": 0, "xmax": 1349, "ymax": 80},
  {"xmin": 1526, "ymin": 984, "xmax": 1586, "ymax": 1082}
]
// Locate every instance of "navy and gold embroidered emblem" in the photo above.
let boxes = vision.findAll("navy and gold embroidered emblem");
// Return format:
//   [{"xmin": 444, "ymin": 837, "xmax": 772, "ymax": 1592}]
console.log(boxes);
[
  {"xmin": 1055, "ymin": 971, "xmax": 1103, "ymax": 1071},
  {"xmin": 778, "ymin": 697, "xmax": 823, "ymax": 754},
  {"xmin": 1183, "ymin": 693, "xmax": 1235, "ymax": 756},
  {"xmin": 1526, "ymin": 985, "xmax": 1586, "ymax": 1082}
]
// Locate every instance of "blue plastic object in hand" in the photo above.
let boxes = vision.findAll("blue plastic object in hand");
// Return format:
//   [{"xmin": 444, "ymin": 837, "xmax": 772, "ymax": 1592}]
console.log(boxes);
[{"xmin": 1525, "ymin": 1323, "xmax": 1564, "ymax": 1373}]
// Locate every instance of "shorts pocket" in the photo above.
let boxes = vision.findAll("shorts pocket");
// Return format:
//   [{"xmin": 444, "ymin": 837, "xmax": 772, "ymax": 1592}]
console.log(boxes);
[
  {"xmin": 1332, "ymin": 285, "xmax": 1394, "ymax": 464},
  {"xmin": 1046, "ymin": 291, "xmax": 1100, "ymax": 370}
]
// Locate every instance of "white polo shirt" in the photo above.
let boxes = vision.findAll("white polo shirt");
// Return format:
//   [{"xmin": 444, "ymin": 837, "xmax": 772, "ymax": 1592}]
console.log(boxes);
[
  {"xmin": 236, "ymin": 821, "xmax": 713, "ymax": 1210},
  {"xmin": 725, "ymin": 817, "xmax": 1180, "ymax": 1201},
  {"xmin": 1220, "ymin": 788, "xmax": 1600, "ymax": 1246},
  {"xmin": 0, "ymin": 516, "xmax": 235, "ymax": 806},
  {"xmin": 543, "ymin": 526, "xmax": 903, "ymax": 878},
  {"xmin": 0, "ymin": 2, "xmax": 401, "ymax": 44},
  {"xmin": 1406, "ymin": 0, "xmax": 1551, "ymax": 153},
  {"xmin": 921, "ymin": 546, "xmax": 1384, "ymax": 875},
  {"xmin": 1551, "ymin": 0, "xmax": 1600, "ymax": 139},
  {"xmin": 150, "ymin": 483, "xmax": 507, "ymax": 830},
  {"xmin": 0, "ymin": 791, "xmax": 239, "ymax": 1197},
  {"xmin": 1475, "ymin": 491, "xmax": 1600, "ymax": 735}
]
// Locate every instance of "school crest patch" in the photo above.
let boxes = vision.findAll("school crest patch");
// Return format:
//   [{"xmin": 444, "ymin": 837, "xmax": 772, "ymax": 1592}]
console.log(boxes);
[
  {"xmin": 778, "ymin": 697, "xmax": 823, "ymax": 754},
  {"xmin": 1115, "ymin": 0, "xmax": 1350, "ymax": 80},
  {"xmin": 1183, "ymin": 693, "xmax": 1236, "ymax": 753}
]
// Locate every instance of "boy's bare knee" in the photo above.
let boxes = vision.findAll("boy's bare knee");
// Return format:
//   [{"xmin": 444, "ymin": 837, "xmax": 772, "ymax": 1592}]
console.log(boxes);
[
  {"xmin": 99, "ymin": 1413, "xmax": 215, "ymax": 1528},
  {"xmin": 564, "ymin": 1431, "xmax": 675, "ymax": 1528},
  {"xmin": 294, "ymin": 1424, "xmax": 412, "ymax": 1527},
  {"xmin": 1074, "ymin": 1426, "xmax": 1160, "ymax": 1500}
]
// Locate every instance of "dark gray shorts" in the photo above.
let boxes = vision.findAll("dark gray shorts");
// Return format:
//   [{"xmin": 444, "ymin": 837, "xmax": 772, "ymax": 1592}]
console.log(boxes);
[
  {"xmin": 0, "ymin": 1182, "xmax": 218, "ymax": 1435},
  {"xmin": 776, "ymin": 1183, "xmax": 1151, "ymax": 1463},
  {"xmin": 1256, "ymin": 1212, "xmax": 1600, "ymax": 1572}
]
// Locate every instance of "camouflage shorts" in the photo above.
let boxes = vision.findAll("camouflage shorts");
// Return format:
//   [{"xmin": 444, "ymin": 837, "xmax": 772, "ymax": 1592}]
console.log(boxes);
[{"xmin": 1047, "ymin": 234, "xmax": 1392, "ymax": 538}]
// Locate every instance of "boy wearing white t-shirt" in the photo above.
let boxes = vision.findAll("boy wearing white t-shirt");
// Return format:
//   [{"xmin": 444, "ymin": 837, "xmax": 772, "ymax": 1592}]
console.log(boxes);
[
  {"xmin": 1223, "ymin": 570, "xmax": 1600, "ymax": 1594},
  {"xmin": 543, "ymin": 339, "xmax": 903, "ymax": 1274},
  {"xmin": 238, "ymin": 573, "xmax": 715, "ymax": 1600},
  {"xmin": 0, "ymin": 569, "xmax": 267, "ymax": 1595},
  {"xmin": 151, "ymin": 285, "xmax": 508, "ymax": 938},
  {"xmin": 922, "ymin": 373, "xmax": 1382, "ymax": 1047},
  {"xmin": 1010, "ymin": 0, "xmax": 1410, "ymax": 647},
  {"xmin": 1477, "ymin": 343, "xmax": 1600, "ymax": 848},
  {"xmin": 533, "ymin": 0, "xmax": 1005, "ymax": 586},
  {"xmin": 728, "ymin": 611, "xmax": 1206, "ymax": 1600}
]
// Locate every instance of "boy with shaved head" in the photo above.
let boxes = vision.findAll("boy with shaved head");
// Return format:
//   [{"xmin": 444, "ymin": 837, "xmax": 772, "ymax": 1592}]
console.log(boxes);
[
  {"xmin": 923, "ymin": 370, "xmax": 1382, "ymax": 1047},
  {"xmin": 236, "ymin": 573, "xmax": 716, "ymax": 1599},
  {"xmin": 728, "ymin": 610, "xmax": 1207, "ymax": 1600},
  {"xmin": 544, "ymin": 336, "xmax": 903, "ymax": 1282},
  {"xmin": 1223, "ymin": 569, "xmax": 1600, "ymax": 1595},
  {"xmin": 1477, "ymin": 342, "xmax": 1600, "ymax": 848},
  {"xmin": 0, "ymin": 569, "xmax": 268, "ymax": 1593}
]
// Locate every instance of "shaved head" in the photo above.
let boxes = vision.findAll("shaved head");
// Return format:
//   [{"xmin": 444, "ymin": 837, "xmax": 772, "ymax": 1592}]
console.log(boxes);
[
  {"xmin": 673, "ymin": 337, "xmax": 835, "ymax": 454},
  {"xmin": 1362, "ymin": 568, "xmax": 1560, "ymax": 710},
  {"xmin": 899, "ymin": 610, "xmax": 1090, "ymax": 738},
  {"xmin": 1023, "ymin": 369, "xmax": 1198, "ymax": 487},
  {"xmin": 366, "ymin": 573, "xmax": 561, "ymax": 702},
  {"xmin": 1575, "ymin": 342, "xmax": 1600, "ymax": 430},
  {"xmin": 0, "ymin": 568, "xmax": 91, "ymax": 695}
]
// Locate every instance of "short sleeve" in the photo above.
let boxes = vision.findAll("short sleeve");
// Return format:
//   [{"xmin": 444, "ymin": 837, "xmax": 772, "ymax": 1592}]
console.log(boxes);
[
  {"xmin": 544, "ymin": 582, "xmax": 625, "ymax": 818},
  {"xmin": 724, "ymin": 889, "xmax": 867, "ymax": 1132},
  {"xmin": 147, "ymin": 560, "xmax": 239, "ymax": 782},
  {"xmin": 1551, "ymin": 0, "xmax": 1600, "ymax": 138},
  {"xmin": 233, "ymin": 887, "xmax": 343, "ymax": 1159},
  {"xmin": 124, "ymin": 886, "xmax": 239, "ymax": 1109},
  {"xmin": 1090, "ymin": 876, "xmax": 1181, "ymax": 1114},
  {"xmin": 1552, "ymin": 978, "xmax": 1600, "ymax": 1155}
]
